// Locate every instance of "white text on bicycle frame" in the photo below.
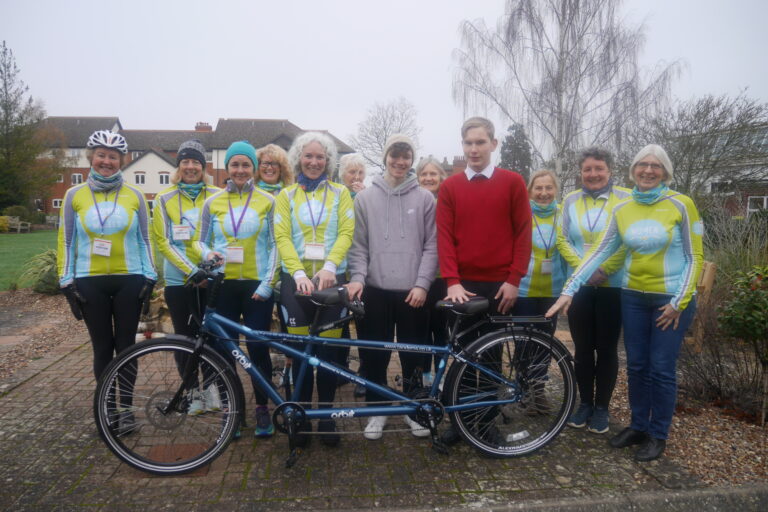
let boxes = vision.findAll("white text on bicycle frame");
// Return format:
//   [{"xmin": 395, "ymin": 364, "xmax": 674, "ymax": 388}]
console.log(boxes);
[{"xmin": 231, "ymin": 349, "xmax": 252, "ymax": 370}]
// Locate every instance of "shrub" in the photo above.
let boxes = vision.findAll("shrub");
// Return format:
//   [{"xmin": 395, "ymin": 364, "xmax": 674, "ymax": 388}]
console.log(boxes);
[
  {"xmin": 18, "ymin": 249, "xmax": 60, "ymax": 295},
  {"xmin": 0, "ymin": 216, "xmax": 8, "ymax": 233},
  {"xmin": 2, "ymin": 205, "xmax": 32, "ymax": 222},
  {"xmin": 719, "ymin": 265, "xmax": 768, "ymax": 425},
  {"xmin": 678, "ymin": 285, "xmax": 762, "ymax": 417},
  {"xmin": 701, "ymin": 205, "xmax": 768, "ymax": 283}
]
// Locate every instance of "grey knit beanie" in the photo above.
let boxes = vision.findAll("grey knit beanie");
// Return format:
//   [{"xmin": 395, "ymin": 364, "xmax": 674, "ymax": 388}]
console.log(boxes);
[{"xmin": 177, "ymin": 139, "xmax": 207, "ymax": 169}]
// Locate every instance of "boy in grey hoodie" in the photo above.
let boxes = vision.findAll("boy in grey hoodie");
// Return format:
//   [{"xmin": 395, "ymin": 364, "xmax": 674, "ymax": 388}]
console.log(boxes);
[{"xmin": 347, "ymin": 134, "xmax": 438, "ymax": 440}]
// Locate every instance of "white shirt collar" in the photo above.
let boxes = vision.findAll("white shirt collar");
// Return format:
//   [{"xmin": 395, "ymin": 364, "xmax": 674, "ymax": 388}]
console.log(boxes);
[{"xmin": 464, "ymin": 162, "xmax": 495, "ymax": 181}]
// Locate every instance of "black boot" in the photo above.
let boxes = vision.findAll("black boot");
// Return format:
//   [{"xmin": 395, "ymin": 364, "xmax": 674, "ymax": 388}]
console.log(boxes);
[
  {"xmin": 609, "ymin": 427, "xmax": 648, "ymax": 448},
  {"xmin": 635, "ymin": 437, "xmax": 666, "ymax": 462}
]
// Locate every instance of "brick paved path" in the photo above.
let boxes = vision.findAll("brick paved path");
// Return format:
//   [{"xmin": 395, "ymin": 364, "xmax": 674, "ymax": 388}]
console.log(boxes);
[{"xmin": 0, "ymin": 333, "xmax": 709, "ymax": 511}]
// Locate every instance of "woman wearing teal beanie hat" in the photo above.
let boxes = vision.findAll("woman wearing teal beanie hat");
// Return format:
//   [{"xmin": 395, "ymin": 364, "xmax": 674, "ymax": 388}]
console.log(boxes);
[{"xmin": 194, "ymin": 140, "xmax": 279, "ymax": 438}]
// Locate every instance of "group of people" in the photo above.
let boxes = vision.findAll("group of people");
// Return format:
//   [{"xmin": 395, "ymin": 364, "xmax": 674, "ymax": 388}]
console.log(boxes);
[{"xmin": 57, "ymin": 116, "xmax": 702, "ymax": 463}]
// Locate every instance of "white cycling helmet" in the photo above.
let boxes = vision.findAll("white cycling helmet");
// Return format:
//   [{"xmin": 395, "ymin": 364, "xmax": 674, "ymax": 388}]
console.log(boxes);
[{"xmin": 87, "ymin": 130, "xmax": 128, "ymax": 154}]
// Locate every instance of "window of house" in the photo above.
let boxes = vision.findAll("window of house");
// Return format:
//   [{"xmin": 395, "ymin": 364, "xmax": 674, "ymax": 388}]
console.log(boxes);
[
  {"xmin": 68, "ymin": 149, "xmax": 81, "ymax": 158},
  {"xmin": 747, "ymin": 196, "xmax": 768, "ymax": 217},
  {"xmin": 159, "ymin": 173, "xmax": 170, "ymax": 185},
  {"xmin": 205, "ymin": 151, "xmax": 213, "ymax": 162},
  {"xmin": 56, "ymin": 174, "xmax": 64, "ymax": 183},
  {"xmin": 135, "ymin": 173, "xmax": 145, "ymax": 185},
  {"xmin": 71, "ymin": 173, "xmax": 83, "ymax": 185},
  {"xmin": 132, "ymin": 151, "xmax": 144, "ymax": 160},
  {"xmin": 52, "ymin": 199, "xmax": 63, "ymax": 209}
]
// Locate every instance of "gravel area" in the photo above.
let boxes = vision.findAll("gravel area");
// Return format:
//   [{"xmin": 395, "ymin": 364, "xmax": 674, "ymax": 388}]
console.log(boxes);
[{"xmin": 0, "ymin": 289, "xmax": 765, "ymax": 487}]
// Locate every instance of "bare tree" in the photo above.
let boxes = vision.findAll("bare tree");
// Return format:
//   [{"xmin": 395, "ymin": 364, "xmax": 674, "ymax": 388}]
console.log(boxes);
[
  {"xmin": 452, "ymin": 0, "xmax": 678, "ymax": 189},
  {"xmin": 348, "ymin": 97, "xmax": 421, "ymax": 173},
  {"xmin": 623, "ymin": 93, "xmax": 768, "ymax": 200}
]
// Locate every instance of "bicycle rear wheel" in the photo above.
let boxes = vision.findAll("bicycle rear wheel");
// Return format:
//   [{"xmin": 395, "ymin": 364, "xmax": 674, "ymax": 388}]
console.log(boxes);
[
  {"xmin": 93, "ymin": 338, "xmax": 244, "ymax": 475},
  {"xmin": 444, "ymin": 328, "xmax": 575, "ymax": 457}
]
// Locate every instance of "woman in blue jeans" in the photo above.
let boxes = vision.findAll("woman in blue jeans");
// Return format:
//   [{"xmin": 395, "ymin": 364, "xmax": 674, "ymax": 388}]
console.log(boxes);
[{"xmin": 547, "ymin": 144, "xmax": 703, "ymax": 461}]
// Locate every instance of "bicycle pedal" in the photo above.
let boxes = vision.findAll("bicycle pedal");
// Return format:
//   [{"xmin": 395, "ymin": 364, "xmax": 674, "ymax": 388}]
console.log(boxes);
[
  {"xmin": 431, "ymin": 438, "xmax": 450, "ymax": 455},
  {"xmin": 285, "ymin": 447, "xmax": 303, "ymax": 468}
]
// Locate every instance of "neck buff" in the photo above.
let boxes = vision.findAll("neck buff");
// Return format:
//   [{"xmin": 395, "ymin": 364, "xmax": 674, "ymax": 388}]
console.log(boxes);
[
  {"xmin": 257, "ymin": 180, "xmax": 283, "ymax": 194},
  {"xmin": 530, "ymin": 199, "xmax": 558, "ymax": 218},
  {"xmin": 633, "ymin": 184, "xmax": 669, "ymax": 205},
  {"xmin": 178, "ymin": 181, "xmax": 205, "ymax": 200},
  {"xmin": 583, "ymin": 179, "xmax": 613, "ymax": 199},
  {"xmin": 88, "ymin": 168, "xmax": 123, "ymax": 193},
  {"xmin": 298, "ymin": 172, "xmax": 327, "ymax": 192}
]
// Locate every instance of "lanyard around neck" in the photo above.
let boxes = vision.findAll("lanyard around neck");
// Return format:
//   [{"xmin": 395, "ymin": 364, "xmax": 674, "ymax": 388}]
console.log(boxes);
[
  {"xmin": 227, "ymin": 188, "xmax": 253, "ymax": 240},
  {"xmin": 177, "ymin": 187, "xmax": 207, "ymax": 226},
  {"xmin": 304, "ymin": 184, "xmax": 328, "ymax": 242},
  {"xmin": 583, "ymin": 195, "xmax": 608, "ymax": 239},
  {"xmin": 533, "ymin": 210, "xmax": 558, "ymax": 258},
  {"xmin": 89, "ymin": 186, "xmax": 121, "ymax": 235}
]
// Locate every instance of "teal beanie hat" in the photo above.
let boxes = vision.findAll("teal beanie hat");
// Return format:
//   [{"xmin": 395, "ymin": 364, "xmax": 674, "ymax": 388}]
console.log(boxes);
[{"xmin": 225, "ymin": 140, "xmax": 258, "ymax": 169}]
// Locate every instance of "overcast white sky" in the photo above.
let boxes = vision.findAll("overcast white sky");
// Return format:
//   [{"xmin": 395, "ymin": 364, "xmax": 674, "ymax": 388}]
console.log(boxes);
[{"xmin": 1, "ymin": 0, "xmax": 766, "ymax": 164}]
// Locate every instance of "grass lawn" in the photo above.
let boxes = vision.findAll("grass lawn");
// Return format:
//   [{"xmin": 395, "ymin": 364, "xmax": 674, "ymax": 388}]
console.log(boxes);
[{"xmin": 0, "ymin": 230, "xmax": 58, "ymax": 291}]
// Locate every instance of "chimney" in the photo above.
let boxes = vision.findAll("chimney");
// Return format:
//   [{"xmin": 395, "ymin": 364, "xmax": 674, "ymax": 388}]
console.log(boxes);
[{"xmin": 195, "ymin": 122, "xmax": 212, "ymax": 132}]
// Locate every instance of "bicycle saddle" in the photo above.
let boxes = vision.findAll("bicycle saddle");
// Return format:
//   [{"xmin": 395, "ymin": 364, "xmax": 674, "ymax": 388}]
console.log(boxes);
[
  {"xmin": 309, "ymin": 286, "xmax": 347, "ymax": 306},
  {"xmin": 436, "ymin": 296, "xmax": 489, "ymax": 315}
]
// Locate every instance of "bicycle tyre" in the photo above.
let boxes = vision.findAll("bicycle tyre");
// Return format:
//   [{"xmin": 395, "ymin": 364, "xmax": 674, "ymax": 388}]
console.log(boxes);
[
  {"xmin": 444, "ymin": 328, "xmax": 575, "ymax": 458},
  {"xmin": 93, "ymin": 338, "xmax": 245, "ymax": 475}
]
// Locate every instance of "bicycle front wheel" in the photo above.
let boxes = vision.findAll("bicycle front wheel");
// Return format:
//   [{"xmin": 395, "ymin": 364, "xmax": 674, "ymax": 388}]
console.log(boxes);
[
  {"xmin": 444, "ymin": 328, "xmax": 575, "ymax": 457},
  {"xmin": 93, "ymin": 338, "xmax": 244, "ymax": 475}
]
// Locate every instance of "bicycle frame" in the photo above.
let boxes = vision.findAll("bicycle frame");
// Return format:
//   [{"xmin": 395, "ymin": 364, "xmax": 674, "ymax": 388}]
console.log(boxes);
[{"xmin": 198, "ymin": 305, "xmax": 528, "ymax": 421}]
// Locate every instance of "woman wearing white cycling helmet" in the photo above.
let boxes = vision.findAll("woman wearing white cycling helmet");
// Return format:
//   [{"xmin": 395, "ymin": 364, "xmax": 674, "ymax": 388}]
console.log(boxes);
[{"xmin": 58, "ymin": 130, "xmax": 156, "ymax": 434}]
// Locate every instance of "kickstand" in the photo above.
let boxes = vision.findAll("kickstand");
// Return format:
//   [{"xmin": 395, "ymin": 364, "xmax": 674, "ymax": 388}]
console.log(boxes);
[
  {"xmin": 285, "ymin": 415, "xmax": 305, "ymax": 468},
  {"xmin": 429, "ymin": 421, "xmax": 449, "ymax": 455}
]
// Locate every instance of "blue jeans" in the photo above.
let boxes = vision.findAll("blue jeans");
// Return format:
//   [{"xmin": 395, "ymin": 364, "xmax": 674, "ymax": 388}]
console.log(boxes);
[{"xmin": 621, "ymin": 290, "xmax": 696, "ymax": 440}]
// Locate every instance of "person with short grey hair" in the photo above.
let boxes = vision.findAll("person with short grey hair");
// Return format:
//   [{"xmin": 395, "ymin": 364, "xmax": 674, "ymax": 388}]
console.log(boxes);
[{"xmin": 338, "ymin": 153, "xmax": 367, "ymax": 197}]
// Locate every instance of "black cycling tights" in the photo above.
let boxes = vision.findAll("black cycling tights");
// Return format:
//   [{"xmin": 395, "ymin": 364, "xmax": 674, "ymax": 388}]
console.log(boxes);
[{"xmin": 76, "ymin": 274, "xmax": 144, "ymax": 409}]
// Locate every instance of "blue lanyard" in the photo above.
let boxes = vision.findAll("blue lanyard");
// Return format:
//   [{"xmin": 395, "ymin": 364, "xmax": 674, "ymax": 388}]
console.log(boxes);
[
  {"xmin": 89, "ymin": 186, "xmax": 121, "ymax": 235},
  {"xmin": 533, "ymin": 211, "xmax": 557, "ymax": 258}
]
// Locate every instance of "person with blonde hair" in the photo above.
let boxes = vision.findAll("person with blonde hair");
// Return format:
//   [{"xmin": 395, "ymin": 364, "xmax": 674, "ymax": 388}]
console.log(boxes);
[
  {"xmin": 152, "ymin": 139, "xmax": 220, "ymax": 415},
  {"xmin": 255, "ymin": 144, "xmax": 293, "ymax": 196},
  {"xmin": 416, "ymin": 156, "xmax": 446, "ymax": 197}
]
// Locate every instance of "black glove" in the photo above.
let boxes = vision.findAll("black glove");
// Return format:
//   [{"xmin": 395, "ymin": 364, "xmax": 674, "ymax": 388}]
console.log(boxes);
[
  {"xmin": 62, "ymin": 284, "xmax": 85, "ymax": 321},
  {"xmin": 185, "ymin": 269, "xmax": 208, "ymax": 287},
  {"xmin": 138, "ymin": 278, "xmax": 157, "ymax": 316}
]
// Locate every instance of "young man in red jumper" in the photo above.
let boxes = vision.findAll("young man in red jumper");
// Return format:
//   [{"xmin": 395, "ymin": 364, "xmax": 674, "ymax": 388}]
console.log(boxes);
[{"xmin": 436, "ymin": 116, "xmax": 532, "ymax": 445}]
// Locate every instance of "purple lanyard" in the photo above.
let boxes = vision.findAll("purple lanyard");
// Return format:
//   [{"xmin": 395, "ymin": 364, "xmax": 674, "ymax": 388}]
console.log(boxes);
[
  {"xmin": 227, "ymin": 188, "xmax": 253, "ymax": 240},
  {"xmin": 304, "ymin": 184, "xmax": 328, "ymax": 241},
  {"xmin": 178, "ymin": 188, "xmax": 206, "ymax": 226},
  {"xmin": 583, "ymin": 195, "xmax": 608, "ymax": 239},
  {"xmin": 89, "ymin": 186, "xmax": 121, "ymax": 235},
  {"xmin": 533, "ymin": 211, "xmax": 557, "ymax": 258}
]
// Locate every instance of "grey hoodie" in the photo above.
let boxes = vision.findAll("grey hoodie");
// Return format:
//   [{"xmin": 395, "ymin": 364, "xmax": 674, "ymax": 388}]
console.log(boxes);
[{"xmin": 348, "ymin": 173, "xmax": 437, "ymax": 292}]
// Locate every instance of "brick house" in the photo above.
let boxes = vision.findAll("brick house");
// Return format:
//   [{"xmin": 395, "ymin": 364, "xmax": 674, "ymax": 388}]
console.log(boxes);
[{"xmin": 40, "ymin": 117, "xmax": 354, "ymax": 214}]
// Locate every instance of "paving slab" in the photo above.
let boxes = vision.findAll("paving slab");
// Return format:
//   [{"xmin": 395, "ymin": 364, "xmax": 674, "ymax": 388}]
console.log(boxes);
[{"xmin": 0, "ymin": 335, "xmax": 766, "ymax": 511}]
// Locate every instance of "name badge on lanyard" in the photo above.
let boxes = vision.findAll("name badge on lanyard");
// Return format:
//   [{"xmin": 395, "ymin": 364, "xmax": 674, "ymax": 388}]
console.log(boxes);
[
  {"xmin": 540, "ymin": 258, "xmax": 553, "ymax": 275},
  {"xmin": 226, "ymin": 247, "xmax": 244, "ymax": 264},
  {"xmin": 305, "ymin": 242, "xmax": 325, "ymax": 260},
  {"xmin": 93, "ymin": 238, "xmax": 112, "ymax": 257},
  {"xmin": 172, "ymin": 224, "xmax": 191, "ymax": 240}
]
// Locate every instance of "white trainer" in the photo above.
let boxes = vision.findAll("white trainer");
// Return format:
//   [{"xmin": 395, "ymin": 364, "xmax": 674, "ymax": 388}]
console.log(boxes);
[
  {"xmin": 404, "ymin": 416, "xmax": 430, "ymax": 437},
  {"xmin": 364, "ymin": 416, "xmax": 388, "ymax": 440},
  {"xmin": 203, "ymin": 384, "xmax": 222, "ymax": 412},
  {"xmin": 187, "ymin": 390, "xmax": 205, "ymax": 416}
]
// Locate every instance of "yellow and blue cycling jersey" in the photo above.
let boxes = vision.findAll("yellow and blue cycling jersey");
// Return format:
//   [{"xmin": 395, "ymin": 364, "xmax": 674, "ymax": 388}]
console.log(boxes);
[
  {"xmin": 558, "ymin": 186, "xmax": 631, "ymax": 287},
  {"xmin": 274, "ymin": 181, "xmax": 354, "ymax": 278},
  {"xmin": 151, "ymin": 184, "xmax": 220, "ymax": 287},
  {"xmin": 563, "ymin": 189, "xmax": 703, "ymax": 311},
  {"xmin": 58, "ymin": 183, "xmax": 156, "ymax": 286},
  {"xmin": 519, "ymin": 203, "xmax": 566, "ymax": 298},
  {"xmin": 193, "ymin": 181, "xmax": 278, "ymax": 298}
]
